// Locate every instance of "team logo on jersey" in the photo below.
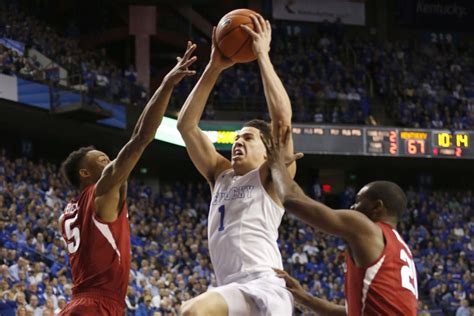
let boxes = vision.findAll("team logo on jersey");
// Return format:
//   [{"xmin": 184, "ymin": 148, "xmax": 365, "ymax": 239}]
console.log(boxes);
[{"xmin": 212, "ymin": 185, "xmax": 254, "ymax": 204}]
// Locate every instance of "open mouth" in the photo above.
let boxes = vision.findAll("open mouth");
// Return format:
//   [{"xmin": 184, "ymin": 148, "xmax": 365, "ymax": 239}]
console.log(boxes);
[{"xmin": 232, "ymin": 148, "xmax": 244, "ymax": 159}]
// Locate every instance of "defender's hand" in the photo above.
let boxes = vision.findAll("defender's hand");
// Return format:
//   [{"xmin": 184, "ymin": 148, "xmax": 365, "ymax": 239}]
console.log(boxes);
[
  {"xmin": 273, "ymin": 268, "xmax": 307, "ymax": 304},
  {"xmin": 262, "ymin": 122, "xmax": 303, "ymax": 167},
  {"xmin": 163, "ymin": 41, "xmax": 197, "ymax": 86}
]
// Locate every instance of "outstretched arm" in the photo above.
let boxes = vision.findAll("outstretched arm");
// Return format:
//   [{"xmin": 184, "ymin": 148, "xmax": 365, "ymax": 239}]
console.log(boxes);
[
  {"xmin": 177, "ymin": 29, "xmax": 234, "ymax": 186},
  {"xmin": 274, "ymin": 268, "xmax": 346, "ymax": 316},
  {"xmin": 242, "ymin": 15, "xmax": 296, "ymax": 177},
  {"xmin": 263, "ymin": 127, "xmax": 383, "ymax": 266},
  {"xmin": 95, "ymin": 42, "xmax": 197, "ymax": 221}
]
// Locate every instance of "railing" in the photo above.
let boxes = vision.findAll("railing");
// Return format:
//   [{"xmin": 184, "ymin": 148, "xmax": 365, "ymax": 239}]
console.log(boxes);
[{"xmin": 168, "ymin": 92, "xmax": 370, "ymax": 124}]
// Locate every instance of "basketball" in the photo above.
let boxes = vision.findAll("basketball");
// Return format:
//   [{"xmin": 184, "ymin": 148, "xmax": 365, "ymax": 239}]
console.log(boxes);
[{"xmin": 215, "ymin": 8, "xmax": 258, "ymax": 63}]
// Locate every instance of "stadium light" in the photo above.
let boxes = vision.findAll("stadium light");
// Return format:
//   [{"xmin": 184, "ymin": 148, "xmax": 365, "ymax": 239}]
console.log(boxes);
[{"xmin": 154, "ymin": 116, "xmax": 239, "ymax": 148}]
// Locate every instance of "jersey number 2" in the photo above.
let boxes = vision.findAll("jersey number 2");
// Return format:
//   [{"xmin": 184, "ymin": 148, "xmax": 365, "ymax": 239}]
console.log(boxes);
[
  {"xmin": 218, "ymin": 205, "xmax": 225, "ymax": 232},
  {"xmin": 64, "ymin": 214, "xmax": 80, "ymax": 254},
  {"xmin": 400, "ymin": 249, "xmax": 418, "ymax": 298}
]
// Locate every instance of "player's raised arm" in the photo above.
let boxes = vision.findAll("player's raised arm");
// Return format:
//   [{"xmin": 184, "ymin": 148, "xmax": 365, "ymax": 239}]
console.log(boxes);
[
  {"xmin": 177, "ymin": 29, "xmax": 234, "ymax": 186},
  {"xmin": 263, "ymin": 127, "xmax": 383, "ymax": 266},
  {"xmin": 241, "ymin": 15, "xmax": 296, "ymax": 178},
  {"xmin": 94, "ymin": 42, "xmax": 197, "ymax": 219},
  {"xmin": 273, "ymin": 268, "xmax": 346, "ymax": 316}
]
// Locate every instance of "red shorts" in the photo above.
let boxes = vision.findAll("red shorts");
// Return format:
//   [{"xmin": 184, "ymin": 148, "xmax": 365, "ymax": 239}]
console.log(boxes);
[{"xmin": 59, "ymin": 296, "xmax": 125, "ymax": 316}]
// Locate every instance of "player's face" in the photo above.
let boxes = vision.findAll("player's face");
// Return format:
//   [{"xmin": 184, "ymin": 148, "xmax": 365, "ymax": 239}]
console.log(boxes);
[
  {"xmin": 231, "ymin": 127, "xmax": 267, "ymax": 172},
  {"xmin": 80, "ymin": 150, "xmax": 110, "ymax": 183},
  {"xmin": 350, "ymin": 185, "xmax": 378, "ymax": 219}
]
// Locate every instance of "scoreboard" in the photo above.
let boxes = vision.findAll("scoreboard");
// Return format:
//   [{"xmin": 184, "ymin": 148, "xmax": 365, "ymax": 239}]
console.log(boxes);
[
  {"xmin": 290, "ymin": 126, "xmax": 473, "ymax": 159},
  {"xmin": 160, "ymin": 119, "xmax": 473, "ymax": 159}
]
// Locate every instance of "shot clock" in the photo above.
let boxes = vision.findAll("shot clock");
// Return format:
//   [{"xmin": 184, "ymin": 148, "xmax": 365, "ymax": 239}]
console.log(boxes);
[{"xmin": 432, "ymin": 131, "xmax": 469, "ymax": 158}]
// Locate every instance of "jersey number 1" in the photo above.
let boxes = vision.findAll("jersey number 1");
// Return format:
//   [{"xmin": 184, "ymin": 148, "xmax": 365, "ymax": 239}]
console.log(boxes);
[
  {"xmin": 64, "ymin": 214, "xmax": 80, "ymax": 254},
  {"xmin": 400, "ymin": 249, "xmax": 418, "ymax": 298},
  {"xmin": 218, "ymin": 205, "xmax": 225, "ymax": 231}
]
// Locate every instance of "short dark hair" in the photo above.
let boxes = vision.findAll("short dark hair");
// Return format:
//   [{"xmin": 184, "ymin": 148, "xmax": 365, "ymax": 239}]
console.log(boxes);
[
  {"xmin": 61, "ymin": 146, "xmax": 95, "ymax": 188},
  {"xmin": 243, "ymin": 119, "xmax": 271, "ymax": 144},
  {"xmin": 365, "ymin": 181, "xmax": 407, "ymax": 219}
]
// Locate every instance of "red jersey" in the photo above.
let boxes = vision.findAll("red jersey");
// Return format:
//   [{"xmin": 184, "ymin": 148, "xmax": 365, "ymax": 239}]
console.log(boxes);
[
  {"xmin": 60, "ymin": 184, "xmax": 131, "ymax": 307},
  {"xmin": 345, "ymin": 222, "xmax": 418, "ymax": 316}
]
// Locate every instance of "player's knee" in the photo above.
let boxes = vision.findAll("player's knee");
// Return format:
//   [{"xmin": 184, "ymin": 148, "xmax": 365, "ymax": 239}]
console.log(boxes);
[
  {"xmin": 180, "ymin": 300, "xmax": 201, "ymax": 316},
  {"xmin": 180, "ymin": 298, "xmax": 224, "ymax": 316},
  {"xmin": 180, "ymin": 292, "xmax": 228, "ymax": 316}
]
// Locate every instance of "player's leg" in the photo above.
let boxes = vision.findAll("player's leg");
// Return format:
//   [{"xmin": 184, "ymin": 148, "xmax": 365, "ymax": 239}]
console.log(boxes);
[
  {"xmin": 180, "ymin": 291, "xmax": 228, "ymax": 316},
  {"xmin": 181, "ymin": 284, "xmax": 258, "ymax": 316}
]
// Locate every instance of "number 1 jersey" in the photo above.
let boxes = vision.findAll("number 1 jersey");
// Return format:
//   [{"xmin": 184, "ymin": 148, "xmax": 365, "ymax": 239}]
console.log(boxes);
[
  {"xmin": 60, "ymin": 184, "xmax": 131, "ymax": 306},
  {"xmin": 209, "ymin": 168, "xmax": 285, "ymax": 286},
  {"xmin": 345, "ymin": 221, "xmax": 418, "ymax": 315}
]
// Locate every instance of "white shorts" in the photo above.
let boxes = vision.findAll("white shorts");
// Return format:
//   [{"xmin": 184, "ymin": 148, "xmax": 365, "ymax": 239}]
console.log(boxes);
[{"xmin": 208, "ymin": 274, "xmax": 294, "ymax": 316}]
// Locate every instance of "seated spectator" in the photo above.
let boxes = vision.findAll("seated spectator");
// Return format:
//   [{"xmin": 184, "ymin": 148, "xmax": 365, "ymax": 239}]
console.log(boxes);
[{"xmin": 455, "ymin": 299, "xmax": 470, "ymax": 316}]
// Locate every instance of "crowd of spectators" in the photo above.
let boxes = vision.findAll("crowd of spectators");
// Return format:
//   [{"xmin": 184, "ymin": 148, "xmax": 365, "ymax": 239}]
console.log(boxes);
[
  {"xmin": 0, "ymin": 44, "xmax": 42, "ymax": 80},
  {"xmin": 0, "ymin": 148, "xmax": 472, "ymax": 315},
  {"xmin": 0, "ymin": 3, "xmax": 148, "ymax": 106},
  {"xmin": 172, "ymin": 19, "xmax": 373, "ymax": 125},
  {"xmin": 1, "ymin": 1, "xmax": 473, "ymax": 127},
  {"xmin": 175, "ymin": 19, "xmax": 474, "ymax": 128},
  {"xmin": 365, "ymin": 36, "xmax": 474, "ymax": 130},
  {"xmin": 271, "ymin": 20, "xmax": 473, "ymax": 129}
]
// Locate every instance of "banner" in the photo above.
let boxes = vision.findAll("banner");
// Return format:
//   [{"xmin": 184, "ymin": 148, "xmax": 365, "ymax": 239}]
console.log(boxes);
[
  {"xmin": 272, "ymin": 0, "xmax": 365, "ymax": 25},
  {"xmin": 13, "ymin": 78, "xmax": 126, "ymax": 129},
  {"xmin": 0, "ymin": 74, "xmax": 18, "ymax": 102},
  {"xmin": 0, "ymin": 38, "xmax": 24, "ymax": 55},
  {"xmin": 29, "ymin": 48, "xmax": 69, "ymax": 87},
  {"xmin": 396, "ymin": 0, "xmax": 473, "ymax": 29}
]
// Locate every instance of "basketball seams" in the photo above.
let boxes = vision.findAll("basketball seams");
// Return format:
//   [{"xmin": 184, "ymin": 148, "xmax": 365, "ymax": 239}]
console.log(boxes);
[
  {"xmin": 217, "ymin": 22, "xmax": 254, "ymax": 58},
  {"xmin": 229, "ymin": 35, "xmax": 252, "ymax": 60},
  {"xmin": 215, "ymin": 9, "xmax": 258, "ymax": 62},
  {"xmin": 217, "ymin": 20, "xmax": 254, "ymax": 42}
]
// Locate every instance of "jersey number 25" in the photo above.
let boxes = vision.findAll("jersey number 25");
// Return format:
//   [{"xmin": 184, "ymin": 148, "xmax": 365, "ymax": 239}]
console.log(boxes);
[{"xmin": 64, "ymin": 214, "xmax": 80, "ymax": 254}]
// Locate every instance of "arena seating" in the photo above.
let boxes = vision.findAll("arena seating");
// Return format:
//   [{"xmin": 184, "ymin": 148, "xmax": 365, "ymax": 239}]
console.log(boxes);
[
  {"xmin": 0, "ymin": 149, "xmax": 471, "ymax": 315},
  {"xmin": 2, "ymin": 3, "xmax": 472, "ymax": 128}
]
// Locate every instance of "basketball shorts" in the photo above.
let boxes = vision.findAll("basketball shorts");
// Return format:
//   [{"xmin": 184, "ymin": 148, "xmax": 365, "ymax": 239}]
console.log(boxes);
[
  {"xmin": 58, "ymin": 294, "xmax": 125, "ymax": 316},
  {"xmin": 208, "ymin": 273, "xmax": 294, "ymax": 316}
]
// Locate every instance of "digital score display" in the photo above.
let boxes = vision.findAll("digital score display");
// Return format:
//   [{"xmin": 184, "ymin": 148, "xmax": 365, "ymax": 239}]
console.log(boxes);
[
  {"xmin": 431, "ymin": 131, "xmax": 471, "ymax": 158},
  {"xmin": 290, "ymin": 126, "xmax": 474, "ymax": 159},
  {"xmin": 399, "ymin": 131, "xmax": 429, "ymax": 156},
  {"xmin": 366, "ymin": 129, "xmax": 398, "ymax": 155},
  {"xmin": 193, "ymin": 121, "xmax": 473, "ymax": 159}
]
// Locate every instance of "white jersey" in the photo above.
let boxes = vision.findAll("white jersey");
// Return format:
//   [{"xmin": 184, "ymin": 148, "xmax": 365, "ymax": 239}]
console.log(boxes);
[{"xmin": 209, "ymin": 168, "xmax": 285, "ymax": 286}]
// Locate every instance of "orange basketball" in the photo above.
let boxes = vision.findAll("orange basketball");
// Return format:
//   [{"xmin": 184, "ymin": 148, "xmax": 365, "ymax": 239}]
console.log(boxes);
[{"xmin": 215, "ymin": 9, "xmax": 258, "ymax": 63}]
